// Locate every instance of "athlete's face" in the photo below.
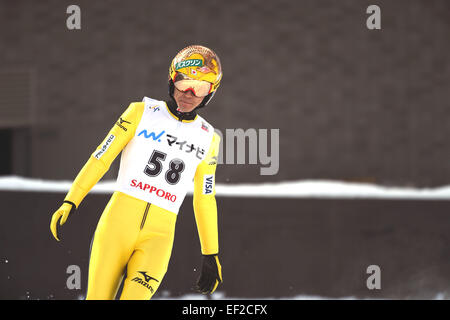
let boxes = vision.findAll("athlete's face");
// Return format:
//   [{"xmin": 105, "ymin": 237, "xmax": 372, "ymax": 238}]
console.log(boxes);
[{"xmin": 173, "ymin": 87, "xmax": 204, "ymax": 113}]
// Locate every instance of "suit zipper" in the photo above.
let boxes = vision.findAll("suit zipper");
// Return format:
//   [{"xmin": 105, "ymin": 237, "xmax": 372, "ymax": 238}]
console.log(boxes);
[{"xmin": 140, "ymin": 203, "xmax": 151, "ymax": 230}]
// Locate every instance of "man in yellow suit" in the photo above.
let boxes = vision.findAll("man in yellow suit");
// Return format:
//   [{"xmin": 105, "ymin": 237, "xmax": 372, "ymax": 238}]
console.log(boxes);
[{"xmin": 50, "ymin": 45, "xmax": 223, "ymax": 300}]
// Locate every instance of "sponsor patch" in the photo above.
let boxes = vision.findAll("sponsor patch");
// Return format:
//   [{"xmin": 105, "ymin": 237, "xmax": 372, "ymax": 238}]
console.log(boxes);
[
  {"xmin": 137, "ymin": 129, "xmax": 165, "ymax": 142},
  {"xmin": 130, "ymin": 179, "xmax": 177, "ymax": 202},
  {"xmin": 175, "ymin": 59, "xmax": 203, "ymax": 70},
  {"xmin": 94, "ymin": 134, "xmax": 115, "ymax": 160},
  {"xmin": 203, "ymin": 174, "xmax": 214, "ymax": 195}
]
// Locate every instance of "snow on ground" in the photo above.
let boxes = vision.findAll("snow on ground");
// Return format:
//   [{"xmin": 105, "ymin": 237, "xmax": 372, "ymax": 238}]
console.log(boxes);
[
  {"xmin": 0, "ymin": 175, "xmax": 449, "ymax": 200},
  {"xmin": 153, "ymin": 292, "xmax": 360, "ymax": 300}
]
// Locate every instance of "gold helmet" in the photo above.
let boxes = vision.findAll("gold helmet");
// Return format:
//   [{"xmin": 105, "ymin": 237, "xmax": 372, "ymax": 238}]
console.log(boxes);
[{"xmin": 168, "ymin": 45, "xmax": 222, "ymax": 107}]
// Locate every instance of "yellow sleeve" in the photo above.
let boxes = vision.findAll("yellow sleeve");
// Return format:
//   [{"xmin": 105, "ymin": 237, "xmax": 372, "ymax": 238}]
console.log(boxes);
[
  {"xmin": 193, "ymin": 132, "xmax": 221, "ymax": 255},
  {"xmin": 64, "ymin": 102, "xmax": 145, "ymax": 208}
]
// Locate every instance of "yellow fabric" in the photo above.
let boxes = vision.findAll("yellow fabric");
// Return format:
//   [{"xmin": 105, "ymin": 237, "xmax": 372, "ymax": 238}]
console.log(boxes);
[
  {"xmin": 193, "ymin": 132, "xmax": 221, "ymax": 255},
  {"xmin": 87, "ymin": 191, "xmax": 177, "ymax": 300},
  {"xmin": 52, "ymin": 101, "xmax": 221, "ymax": 299},
  {"xmin": 64, "ymin": 102, "xmax": 146, "ymax": 208}
]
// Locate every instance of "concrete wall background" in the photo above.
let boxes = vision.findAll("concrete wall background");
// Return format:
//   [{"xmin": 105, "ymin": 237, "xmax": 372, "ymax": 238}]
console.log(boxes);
[{"xmin": 0, "ymin": 0, "xmax": 449, "ymax": 186}]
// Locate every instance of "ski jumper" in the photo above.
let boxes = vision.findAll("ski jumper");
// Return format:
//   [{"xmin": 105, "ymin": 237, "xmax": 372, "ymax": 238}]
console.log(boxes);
[{"xmin": 63, "ymin": 97, "xmax": 220, "ymax": 299}]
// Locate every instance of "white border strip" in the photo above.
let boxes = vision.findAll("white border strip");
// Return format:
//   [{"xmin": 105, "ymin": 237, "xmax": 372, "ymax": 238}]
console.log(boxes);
[{"xmin": 0, "ymin": 176, "xmax": 449, "ymax": 200}]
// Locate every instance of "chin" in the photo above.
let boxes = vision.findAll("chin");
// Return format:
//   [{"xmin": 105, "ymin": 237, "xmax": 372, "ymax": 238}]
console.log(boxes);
[{"xmin": 179, "ymin": 105, "xmax": 190, "ymax": 111}]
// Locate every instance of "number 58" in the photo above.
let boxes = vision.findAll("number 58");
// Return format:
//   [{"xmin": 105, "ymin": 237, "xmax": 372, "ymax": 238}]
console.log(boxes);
[{"xmin": 144, "ymin": 150, "xmax": 185, "ymax": 185}]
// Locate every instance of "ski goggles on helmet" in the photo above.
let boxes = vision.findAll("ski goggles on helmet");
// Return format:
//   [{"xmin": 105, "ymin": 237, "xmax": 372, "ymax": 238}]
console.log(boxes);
[{"xmin": 173, "ymin": 73, "xmax": 212, "ymax": 97}]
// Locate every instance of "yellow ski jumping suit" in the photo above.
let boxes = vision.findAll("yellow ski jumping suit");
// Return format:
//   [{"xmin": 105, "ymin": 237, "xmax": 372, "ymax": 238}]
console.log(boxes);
[{"xmin": 51, "ymin": 98, "xmax": 221, "ymax": 300}]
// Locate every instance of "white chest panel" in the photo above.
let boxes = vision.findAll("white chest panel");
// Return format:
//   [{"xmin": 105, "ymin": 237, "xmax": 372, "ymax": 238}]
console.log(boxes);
[{"xmin": 116, "ymin": 97, "xmax": 214, "ymax": 214}]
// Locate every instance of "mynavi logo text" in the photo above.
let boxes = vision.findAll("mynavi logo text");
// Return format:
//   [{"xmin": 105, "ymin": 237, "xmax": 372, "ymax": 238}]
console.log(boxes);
[{"xmin": 138, "ymin": 129, "xmax": 165, "ymax": 142}]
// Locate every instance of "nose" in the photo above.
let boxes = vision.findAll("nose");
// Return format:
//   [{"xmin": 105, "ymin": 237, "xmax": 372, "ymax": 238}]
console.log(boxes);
[{"xmin": 183, "ymin": 89, "xmax": 196, "ymax": 97}]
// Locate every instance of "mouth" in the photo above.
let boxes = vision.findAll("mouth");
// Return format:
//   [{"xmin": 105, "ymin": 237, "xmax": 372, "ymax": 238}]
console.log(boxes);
[{"xmin": 179, "ymin": 99, "xmax": 195, "ymax": 107}]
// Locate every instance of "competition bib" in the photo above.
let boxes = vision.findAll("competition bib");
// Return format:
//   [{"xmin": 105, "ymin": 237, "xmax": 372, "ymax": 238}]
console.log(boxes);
[{"xmin": 116, "ymin": 97, "xmax": 215, "ymax": 214}]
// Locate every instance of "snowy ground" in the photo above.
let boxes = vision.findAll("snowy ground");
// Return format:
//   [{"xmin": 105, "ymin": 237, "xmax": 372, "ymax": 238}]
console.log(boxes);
[
  {"xmin": 0, "ymin": 176, "xmax": 449, "ymax": 200},
  {"xmin": 73, "ymin": 291, "xmax": 450, "ymax": 300}
]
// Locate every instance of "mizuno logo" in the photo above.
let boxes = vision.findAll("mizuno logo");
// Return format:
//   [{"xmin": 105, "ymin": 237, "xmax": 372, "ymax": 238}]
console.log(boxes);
[
  {"xmin": 116, "ymin": 117, "xmax": 132, "ymax": 131},
  {"xmin": 118, "ymin": 117, "xmax": 131, "ymax": 125},
  {"xmin": 138, "ymin": 271, "xmax": 159, "ymax": 283},
  {"xmin": 131, "ymin": 271, "xmax": 159, "ymax": 293}
]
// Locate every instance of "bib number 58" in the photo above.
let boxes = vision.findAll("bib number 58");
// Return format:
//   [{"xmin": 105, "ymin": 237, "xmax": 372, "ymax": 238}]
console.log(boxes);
[{"xmin": 144, "ymin": 150, "xmax": 185, "ymax": 185}]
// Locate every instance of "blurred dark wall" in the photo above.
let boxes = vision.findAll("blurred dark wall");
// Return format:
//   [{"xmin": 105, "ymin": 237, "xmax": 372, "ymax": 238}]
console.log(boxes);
[
  {"xmin": 1, "ymin": 191, "xmax": 450, "ymax": 300},
  {"xmin": 0, "ymin": 0, "xmax": 449, "ymax": 186}
]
